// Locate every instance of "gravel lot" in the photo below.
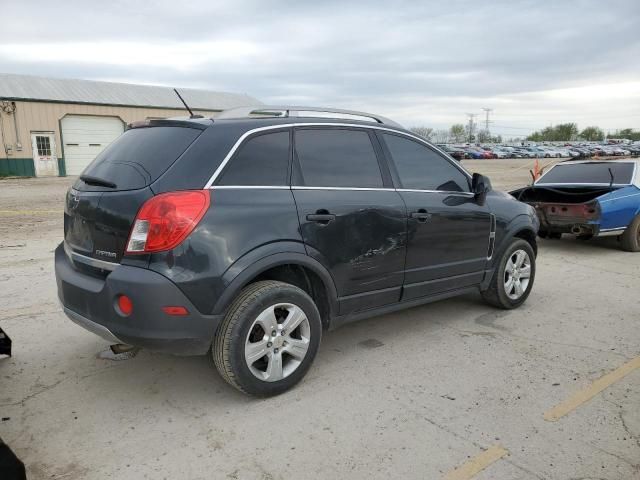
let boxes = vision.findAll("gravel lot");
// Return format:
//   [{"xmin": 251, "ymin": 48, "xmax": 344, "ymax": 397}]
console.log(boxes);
[{"xmin": 1, "ymin": 158, "xmax": 639, "ymax": 480}]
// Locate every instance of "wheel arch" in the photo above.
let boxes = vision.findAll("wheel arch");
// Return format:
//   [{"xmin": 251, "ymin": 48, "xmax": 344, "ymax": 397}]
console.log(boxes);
[
  {"xmin": 482, "ymin": 221, "xmax": 537, "ymax": 292},
  {"xmin": 212, "ymin": 249, "xmax": 338, "ymax": 329},
  {"xmin": 492, "ymin": 216, "xmax": 538, "ymax": 267}
]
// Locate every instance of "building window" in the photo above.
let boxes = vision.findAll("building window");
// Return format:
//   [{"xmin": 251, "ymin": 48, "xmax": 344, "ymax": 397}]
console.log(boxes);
[{"xmin": 35, "ymin": 135, "xmax": 52, "ymax": 156}]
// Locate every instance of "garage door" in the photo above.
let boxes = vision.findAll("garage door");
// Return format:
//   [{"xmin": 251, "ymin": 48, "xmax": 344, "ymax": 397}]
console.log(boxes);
[{"xmin": 61, "ymin": 116, "xmax": 124, "ymax": 175}]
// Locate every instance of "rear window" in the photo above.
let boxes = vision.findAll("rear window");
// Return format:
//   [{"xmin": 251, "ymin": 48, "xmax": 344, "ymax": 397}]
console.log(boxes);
[
  {"xmin": 217, "ymin": 131, "xmax": 290, "ymax": 186},
  {"xmin": 79, "ymin": 126, "xmax": 201, "ymax": 190},
  {"xmin": 538, "ymin": 162, "xmax": 634, "ymax": 185}
]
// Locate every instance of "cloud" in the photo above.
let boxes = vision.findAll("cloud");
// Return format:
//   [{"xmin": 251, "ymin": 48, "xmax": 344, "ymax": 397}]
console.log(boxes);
[{"xmin": 1, "ymin": 0, "xmax": 639, "ymax": 134}]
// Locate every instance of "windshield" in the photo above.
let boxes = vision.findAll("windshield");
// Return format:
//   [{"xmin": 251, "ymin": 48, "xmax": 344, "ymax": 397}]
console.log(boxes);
[{"xmin": 537, "ymin": 162, "xmax": 634, "ymax": 185}]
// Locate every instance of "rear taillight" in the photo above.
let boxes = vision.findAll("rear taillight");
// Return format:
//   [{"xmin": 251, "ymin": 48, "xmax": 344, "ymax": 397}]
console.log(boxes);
[
  {"xmin": 584, "ymin": 201, "xmax": 600, "ymax": 220},
  {"xmin": 126, "ymin": 190, "xmax": 210, "ymax": 254}
]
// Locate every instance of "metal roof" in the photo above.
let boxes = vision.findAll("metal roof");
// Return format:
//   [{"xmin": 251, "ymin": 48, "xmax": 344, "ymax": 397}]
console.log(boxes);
[{"xmin": 0, "ymin": 73, "xmax": 260, "ymax": 111}]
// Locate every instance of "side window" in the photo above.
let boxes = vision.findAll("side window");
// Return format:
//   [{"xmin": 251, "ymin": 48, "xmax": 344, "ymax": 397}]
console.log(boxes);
[
  {"xmin": 382, "ymin": 133, "xmax": 469, "ymax": 192},
  {"xmin": 294, "ymin": 129, "xmax": 383, "ymax": 188},
  {"xmin": 217, "ymin": 131, "xmax": 290, "ymax": 186}
]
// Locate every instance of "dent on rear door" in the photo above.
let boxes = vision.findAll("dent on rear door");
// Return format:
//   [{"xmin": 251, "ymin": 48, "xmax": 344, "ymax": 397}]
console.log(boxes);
[{"xmin": 293, "ymin": 189, "xmax": 407, "ymax": 313}]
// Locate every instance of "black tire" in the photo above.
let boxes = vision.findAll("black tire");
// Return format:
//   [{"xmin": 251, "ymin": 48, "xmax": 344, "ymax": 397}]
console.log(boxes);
[
  {"xmin": 213, "ymin": 280, "xmax": 322, "ymax": 396},
  {"xmin": 481, "ymin": 239, "xmax": 536, "ymax": 309},
  {"xmin": 620, "ymin": 215, "xmax": 640, "ymax": 252}
]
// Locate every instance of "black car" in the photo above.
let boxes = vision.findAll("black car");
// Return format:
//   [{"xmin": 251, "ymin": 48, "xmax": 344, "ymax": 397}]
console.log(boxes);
[{"xmin": 55, "ymin": 106, "xmax": 539, "ymax": 396}]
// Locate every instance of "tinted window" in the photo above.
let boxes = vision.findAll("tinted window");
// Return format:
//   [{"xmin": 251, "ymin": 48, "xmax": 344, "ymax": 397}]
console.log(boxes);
[
  {"xmin": 218, "ymin": 131, "xmax": 290, "ymax": 186},
  {"xmin": 80, "ymin": 126, "xmax": 201, "ymax": 190},
  {"xmin": 537, "ymin": 162, "xmax": 634, "ymax": 185},
  {"xmin": 383, "ymin": 133, "xmax": 469, "ymax": 192},
  {"xmin": 295, "ymin": 129, "xmax": 383, "ymax": 188}
]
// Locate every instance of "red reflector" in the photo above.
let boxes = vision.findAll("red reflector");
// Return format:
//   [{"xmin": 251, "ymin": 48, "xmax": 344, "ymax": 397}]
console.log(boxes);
[
  {"xmin": 118, "ymin": 295, "xmax": 133, "ymax": 316},
  {"xmin": 126, "ymin": 190, "xmax": 210, "ymax": 254},
  {"xmin": 162, "ymin": 306, "xmax": 189, "ymax": 316}
]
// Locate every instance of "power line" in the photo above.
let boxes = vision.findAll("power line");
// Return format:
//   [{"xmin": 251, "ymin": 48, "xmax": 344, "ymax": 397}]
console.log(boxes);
[{"xmin": 491, "ymin": 124, "xmax": 538, "ymax": 131}]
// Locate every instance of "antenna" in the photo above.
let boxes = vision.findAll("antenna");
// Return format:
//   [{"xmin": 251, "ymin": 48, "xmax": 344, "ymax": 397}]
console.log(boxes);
[{"xmin": 173, "ymin": 88, "xmax": 198, "ymax": 118}]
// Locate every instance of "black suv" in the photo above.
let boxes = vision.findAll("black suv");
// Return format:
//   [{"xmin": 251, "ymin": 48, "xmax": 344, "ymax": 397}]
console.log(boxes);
[{"xmin": 55, "ymin": 107, "xmax": 539, "ymax": 396}]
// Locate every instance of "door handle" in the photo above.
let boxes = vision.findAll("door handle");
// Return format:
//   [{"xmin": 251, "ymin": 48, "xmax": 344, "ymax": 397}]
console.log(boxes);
[
  {"xmin": 410, "ymin": 209, "xmax": 431, "ymax": 222},
  {"xmin": 306, "ymin": 211, "xmax": 336, "ymax": 224}
]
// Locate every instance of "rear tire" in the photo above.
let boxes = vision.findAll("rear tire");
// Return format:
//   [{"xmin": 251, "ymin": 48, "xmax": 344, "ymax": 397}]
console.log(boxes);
[
  {"xmin": 481, "ymin": 239, "xmax": 536, "ymax": 309},
  {"xmin": 213, "ymin": 281, "xmax": 322, "ymax": 396},
  {"xmin": 620, "ymin": 215, "xmax": 640, "ymax": 252}
]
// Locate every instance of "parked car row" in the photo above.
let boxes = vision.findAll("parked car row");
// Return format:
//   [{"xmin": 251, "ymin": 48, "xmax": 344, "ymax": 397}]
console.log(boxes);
[{"xmin": 437, "ymin": 142, "xmax": 640, "ymax": 160}]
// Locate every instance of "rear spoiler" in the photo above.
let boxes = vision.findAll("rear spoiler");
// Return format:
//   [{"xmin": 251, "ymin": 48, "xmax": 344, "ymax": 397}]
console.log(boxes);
[{"xmin": 127, "ymin": 118, "xmax": 211, "ymax": 131}]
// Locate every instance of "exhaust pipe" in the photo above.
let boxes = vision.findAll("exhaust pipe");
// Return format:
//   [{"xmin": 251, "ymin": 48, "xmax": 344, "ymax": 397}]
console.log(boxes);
[{"xmin": 572, "ymin": 225, "xmax": 593, "ymax": 236}]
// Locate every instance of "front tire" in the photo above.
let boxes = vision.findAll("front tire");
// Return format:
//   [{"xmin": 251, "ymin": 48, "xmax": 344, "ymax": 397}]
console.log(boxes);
[
  {"xmin": 213, "ymin": 281, "xmax": 322, "ymax": 396},
  {"xmin": 481, "ymin": 239, "xmax": 536, "ymax": 309},
  {"xmin": 620, "ymin": 215, "xmax": 640, "ymax": 252}
]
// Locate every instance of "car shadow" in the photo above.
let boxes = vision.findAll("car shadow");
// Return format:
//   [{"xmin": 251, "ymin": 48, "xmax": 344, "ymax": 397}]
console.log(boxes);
[{"xmin": 81, "ymin": 291, "xmax": 488, "ymax": 406}]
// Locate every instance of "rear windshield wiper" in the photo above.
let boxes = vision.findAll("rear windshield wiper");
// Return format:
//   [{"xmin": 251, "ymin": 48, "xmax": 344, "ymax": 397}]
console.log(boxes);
[{"xmin": 79, "ymin": 175, "xmax": 117, "ymax": 189}]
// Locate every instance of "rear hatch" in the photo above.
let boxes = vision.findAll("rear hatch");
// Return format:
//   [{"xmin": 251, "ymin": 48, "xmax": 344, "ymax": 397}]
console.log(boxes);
[{"xmin": 64, "ymin": 121, "xmax": 205, "ymax": 273}]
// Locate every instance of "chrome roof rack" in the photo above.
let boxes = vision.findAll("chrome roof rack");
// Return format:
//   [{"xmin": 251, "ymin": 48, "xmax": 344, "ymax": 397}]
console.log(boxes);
[{"xmin": 216, "ymin": 105, "xmax": 403, "ymax": 128}]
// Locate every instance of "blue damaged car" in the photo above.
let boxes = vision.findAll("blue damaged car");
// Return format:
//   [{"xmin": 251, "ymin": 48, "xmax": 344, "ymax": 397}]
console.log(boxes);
[{"xmin": 511, "ymin": 160, "xmax": 640, "ymax": 251}]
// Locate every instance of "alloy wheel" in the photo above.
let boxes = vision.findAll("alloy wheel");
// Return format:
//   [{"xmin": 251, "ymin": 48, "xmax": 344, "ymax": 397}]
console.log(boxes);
[
  {"xmin": 244, "ymin": 303, "xmax": 311, "ymax": 382},
  {"xmin": 503, "ymin": 249, "xmax": 532, "ymax": 300}
]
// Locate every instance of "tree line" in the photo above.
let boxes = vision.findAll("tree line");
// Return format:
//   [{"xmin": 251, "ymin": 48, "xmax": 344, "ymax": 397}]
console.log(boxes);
[
  {"xmin": 410, "ymin": 125, "xmax": 502, "ymax": 144},
  {"xmin": 410, "ymin": 124, "xmax": 640, "ymax": 143}
]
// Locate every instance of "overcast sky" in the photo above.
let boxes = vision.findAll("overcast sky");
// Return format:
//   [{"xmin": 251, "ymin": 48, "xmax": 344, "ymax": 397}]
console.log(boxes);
[{"xmin": 1, "ymin": 0, "xmax": 639, "ymax": 136}]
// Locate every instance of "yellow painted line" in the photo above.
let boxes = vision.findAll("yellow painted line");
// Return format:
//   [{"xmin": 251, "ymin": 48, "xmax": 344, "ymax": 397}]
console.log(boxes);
[
  {"xmin": 544, "ymin": 356, "xmax": 640, "ymax": 422},
  {"xmin": 0, "ymin": 210, "xmax": 62, "ymax": 215},
  {"xmin": 443, "ymin": 445, "xmax": 508, "ymax": 480}
]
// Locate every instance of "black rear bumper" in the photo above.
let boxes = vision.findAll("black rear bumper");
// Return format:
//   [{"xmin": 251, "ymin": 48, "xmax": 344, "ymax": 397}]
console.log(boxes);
[{"xmin": 55, "ymin": 243, "xmax": 222, "ymax": 355}]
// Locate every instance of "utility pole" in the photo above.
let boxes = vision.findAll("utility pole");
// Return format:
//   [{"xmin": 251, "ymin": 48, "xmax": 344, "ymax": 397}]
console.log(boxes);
[
  {"xmin": 466, "ymin": 113, "xmax": 477, "ymax": 143},
  {"xmin": 481, "ymin": 107, "xmax": 493, "ymax": 135}
]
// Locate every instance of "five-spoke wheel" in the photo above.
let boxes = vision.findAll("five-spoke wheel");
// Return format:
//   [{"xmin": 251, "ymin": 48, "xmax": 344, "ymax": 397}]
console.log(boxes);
[
  {"xmin": 244, "ymin": 303, "xmax": 311, "ymax": 382},
  {"xmin": 503, "ymin": 249, "xmax": 532, "ymax": 301},
  {"xmin": 213, "ymin": 281, "xmax": 322, "ymax": 396},
  {"xmin": 482, "ymin": 238, "xmax": 536, "ymax": 309}
]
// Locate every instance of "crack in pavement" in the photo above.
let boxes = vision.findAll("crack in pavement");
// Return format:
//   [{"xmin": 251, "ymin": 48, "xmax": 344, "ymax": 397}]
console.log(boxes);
[
  {"xmin": 586, "ymin": 441, "xmax": 639, "ymax": 471},
  {"xmin": 604, "ymin": 398, "xmax": 640, "ymax": 451},
  {"xmin": 0, "ymin": 366, "xmax": 122, "ymax": 407},
  {"xmin": 619, "ymin": 409, "xmax": 640, "ymax": 451}
]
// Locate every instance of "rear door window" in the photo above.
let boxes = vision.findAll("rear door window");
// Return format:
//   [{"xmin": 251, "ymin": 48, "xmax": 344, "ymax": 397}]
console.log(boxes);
[
  {"xmin": 217, "ymin": 131, "xmax": 290, "ymax": 186},
  {"xmin": 79, "ymin": 126, "xmax": 201, "ymax": 190},
  {"xmin": 294, "ymin": 129, "xmax": 383, "ymax": 188},
  {"xmin": 382, "ymin": 133, "xmax": 469, "ymax": 192}
]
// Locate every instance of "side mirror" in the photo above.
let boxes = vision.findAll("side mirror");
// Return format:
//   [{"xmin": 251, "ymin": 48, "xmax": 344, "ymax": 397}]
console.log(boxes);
[{"xmin": 471, "ymin": 173, "xmax": 492, "ymax": 204}]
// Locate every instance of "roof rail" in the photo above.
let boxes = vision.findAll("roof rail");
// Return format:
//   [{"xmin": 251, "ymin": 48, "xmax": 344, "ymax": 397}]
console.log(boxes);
[{"xmin": 216, "ymin": 105, "xmax": 403, "ymax": 128}]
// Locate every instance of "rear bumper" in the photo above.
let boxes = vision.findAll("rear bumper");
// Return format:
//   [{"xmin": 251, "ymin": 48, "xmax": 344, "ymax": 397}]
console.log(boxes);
[
  {"xmin": 55, "ymin": 243, "xmax": 222, "ymax": 355},
  {"xmin": 531, "ymin": 203, "xmax": 602, "ymax": 236}
]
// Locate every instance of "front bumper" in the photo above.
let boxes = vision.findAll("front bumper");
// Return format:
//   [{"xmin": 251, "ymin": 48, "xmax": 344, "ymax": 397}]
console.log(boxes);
[{"xmin": 55, "ymin": 243, "xmax": 222, "ymax": 355}]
